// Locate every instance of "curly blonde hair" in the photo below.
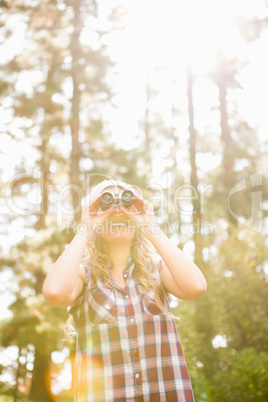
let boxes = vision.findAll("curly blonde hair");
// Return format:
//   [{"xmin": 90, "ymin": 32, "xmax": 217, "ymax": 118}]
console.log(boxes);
[
  {"xmin": 64, "ymin": 180, "xmax": 180, "ymax": 340},
  {"xmin": 87, "ymin": 180, "xmax": 179, "ymax": 316},
  {"xmin": 82, "ymin": 228, "xmax": 179, "ymax": 321}
]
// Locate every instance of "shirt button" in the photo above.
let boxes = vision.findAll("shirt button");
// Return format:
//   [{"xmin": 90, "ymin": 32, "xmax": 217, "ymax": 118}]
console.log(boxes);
[
  {"xmin": 125, "ymin": 295, "xmax": 129, "ymax": 299},
  {"xmin": 130, "ymin": 318, "xmax": 134, "ymax": 323},
  {"xmin": 135, "ymin": 373, "xmax": 140, "ymax": 379},
  {"xmin": 124, "ymin": 273, "xmax": 127, "ymax": 278}
]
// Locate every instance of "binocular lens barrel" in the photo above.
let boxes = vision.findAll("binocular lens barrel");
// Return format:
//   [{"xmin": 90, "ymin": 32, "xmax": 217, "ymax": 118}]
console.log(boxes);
[
  {"xmin": 100, "ymin": 190, "xmax": 135, "ymax": 210},
  {"xmin": 122, "ymin": 190, "xmax": 134, "ymax": 205},
  {"xmin": 101, "ymin": 192, "xmax": 114, "ymax": 206}
]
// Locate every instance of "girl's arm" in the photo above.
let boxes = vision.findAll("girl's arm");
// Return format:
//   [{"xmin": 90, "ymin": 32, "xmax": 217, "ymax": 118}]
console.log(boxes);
[
  {"xmin": 42, "ymin": 194, "xmax": 111, "ymax": 307},
  {"xmin": 149, "ymin": 230, "xmax": 207, "ymax": 300},
  {"xmin": 122, "ymin": 196, "xmax": 207, "ymax": 300},
  {"xmin": 42, "ymin": 231, "xmax": 88, "ymax": 307}
]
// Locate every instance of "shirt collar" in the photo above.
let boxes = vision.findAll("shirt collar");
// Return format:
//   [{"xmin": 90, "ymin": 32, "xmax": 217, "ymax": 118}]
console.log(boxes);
[
  {"xmin": 105, "ymin": 257, "xmax": 135, "ymax": 287},
  {"xmin": 123, "ymin": 261, "xmax": 135, "ymax": 277}
]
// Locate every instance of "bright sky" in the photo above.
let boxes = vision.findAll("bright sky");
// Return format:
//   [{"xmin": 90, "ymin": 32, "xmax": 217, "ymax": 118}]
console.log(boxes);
[
  {"xmin": 1, "ymin": 0, "xmax": 268, "ymax": 391},
  {"xmin": 98, "ymin": 0, "xmax": 268, "ymax": 149},
  {"xmin": 0, "ymin": 0, "xmax": 267, "ymax": 174}
]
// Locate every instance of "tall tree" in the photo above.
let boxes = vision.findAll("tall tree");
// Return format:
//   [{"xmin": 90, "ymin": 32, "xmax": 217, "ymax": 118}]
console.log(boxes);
[
  {"xmin": 186, "ymin": 66, "xmax": 203, "ymax": 264},
  {"xmin": 0, "ymin": 0, "xmax": 144, "ymax": 399}
]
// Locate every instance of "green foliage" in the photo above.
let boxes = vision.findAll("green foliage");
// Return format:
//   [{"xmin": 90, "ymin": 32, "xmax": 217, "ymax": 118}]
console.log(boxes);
[
  {"xmin": 211, "ymin": 348, "xmax": 268, "ymax": 401},
  {"xmin": 0, "ymin": 226, "xmax": 75, "ymax": 400},
  {"xmin": 0, "ymin": 397, "xmax": 16, "ymax": 402},
  {"xmin": 173, "ymin": 227, "xmax": 268, "ymax": 401},
  {"xmin": 0, "ymin": 0, "xmax": 267, "ymax": 400}
]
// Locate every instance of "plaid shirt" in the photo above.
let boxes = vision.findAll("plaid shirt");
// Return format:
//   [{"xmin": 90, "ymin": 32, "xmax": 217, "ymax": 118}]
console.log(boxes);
[{"xmin": 68, "ymin": 258, "xmax": 195, "ymax": 401}]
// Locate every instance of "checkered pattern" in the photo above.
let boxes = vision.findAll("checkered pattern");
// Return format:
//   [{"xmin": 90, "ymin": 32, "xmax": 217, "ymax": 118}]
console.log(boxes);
[{"xmin": 67, "ymin": 259, "xmax": 195, "ymax": 401}]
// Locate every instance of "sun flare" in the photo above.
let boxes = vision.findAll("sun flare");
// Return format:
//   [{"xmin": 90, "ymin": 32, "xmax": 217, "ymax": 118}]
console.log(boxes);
[
  {"xmin": 96, "ymin": 0, "xmax": 267, "ymax": 150},
  {"xmin": 107, "ymin": 0, "xmax": 256, "ymax": 75}
]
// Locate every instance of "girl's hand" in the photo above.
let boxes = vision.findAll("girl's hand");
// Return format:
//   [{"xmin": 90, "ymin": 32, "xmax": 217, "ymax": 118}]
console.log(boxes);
[
  {"xmin": 80, "ymin": 195, "xmax": 112, "ymax": 231},
  {"xmin": 121, "ymin": 195, "xmax": 160, "ymax": 238}
]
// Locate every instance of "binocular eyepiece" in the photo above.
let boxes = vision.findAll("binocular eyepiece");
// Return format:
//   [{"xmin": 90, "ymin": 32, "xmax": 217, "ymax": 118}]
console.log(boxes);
[{"xmin": 100, "ymin": 190, "xmax": 135, "ymax": 211}]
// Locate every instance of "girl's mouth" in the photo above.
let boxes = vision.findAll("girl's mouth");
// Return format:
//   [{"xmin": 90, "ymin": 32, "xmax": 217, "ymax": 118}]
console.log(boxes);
[
  {"xmin": 106, "ymin": 213, "xmax": 137, "ymax": 228},
  {"xmin": 108, "ymin": 222, "xmax": 127, "ymax": 227},
  {"xmin": 107, "ymin": 215, "xmax": 129, "ymax": 227}
]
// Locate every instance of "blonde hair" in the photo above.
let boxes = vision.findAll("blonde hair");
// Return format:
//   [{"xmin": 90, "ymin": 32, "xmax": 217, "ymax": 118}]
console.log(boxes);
[
  {"xmin": 82, "ymin": 180, "xmax": 179, "ymax": 319},
  {"xmin": 64, "ymin": 180, "xmax": 180, "ymax": 339},
  {"xmin": 82, "ymin": 228, "xmax": 179, "ymax": 321}
]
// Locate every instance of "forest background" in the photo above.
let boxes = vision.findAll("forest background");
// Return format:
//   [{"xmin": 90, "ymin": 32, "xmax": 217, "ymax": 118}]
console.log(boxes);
[{"xmin": 0, "ymin": 0, "xmax": 268, "ymax": 401}]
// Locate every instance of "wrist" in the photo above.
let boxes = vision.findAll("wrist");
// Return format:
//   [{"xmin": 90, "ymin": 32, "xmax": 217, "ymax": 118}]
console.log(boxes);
[
  {"xmin": 140, "ymin": 222, "xmax": 162, "ymax": 242},
  {"xmin": 76, "ymin": 222, "xmax": 94, "ymax": 240}
]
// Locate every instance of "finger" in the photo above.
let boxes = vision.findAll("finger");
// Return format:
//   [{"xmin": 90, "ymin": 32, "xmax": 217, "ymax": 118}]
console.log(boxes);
[
  {"xmin": 121, "ymin": 203, "xmax": 146, "ymax": 220},
  {"xmin": 144, "ymin": 200, "xmax": 153, "ymax": 212},
  {"xmin": 96, "ymin": 207, "xmax": 116, "ymax": 219},
  {"xmin": 138, "ymin": 201, "xmax": 149, "ymax": 214},
  {"xmin": 87, "ymin": 195, "xmax": 102, "ymax": 213},
  {"xmin": 120, "ymin": 205, "xmax": 137, "ymax": 217},
  {"xmin": 132, "ymin": 196, "xmax": 147, "ymax": 213},
  {"xmin": 122, "ymin": 201, "xmax": 146, "ymax": 216}
]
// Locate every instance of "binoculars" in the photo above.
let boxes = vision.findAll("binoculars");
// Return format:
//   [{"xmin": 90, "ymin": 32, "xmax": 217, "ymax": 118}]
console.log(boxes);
[{"xmin": 100, "ymin": 190, "xmax": 135, "ymax": 211}]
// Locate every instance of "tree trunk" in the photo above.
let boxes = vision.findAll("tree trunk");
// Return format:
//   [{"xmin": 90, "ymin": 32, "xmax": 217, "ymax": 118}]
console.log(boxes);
[
  {"xmin": 187, "ymin": 67, "xmax": 202, "ymax": 264},
  {"xmin": 144, "ymin": 76, "xmax": 153, "ymax": 175},
  {"xmin": 36, "ymin": 138, "xmax": 50, "ymax": 229},
  {"xmin": 217, "ymin": 70, "xmax": 237, "ymax": 227},
  {"xmin": 13, "ymin": 345, "xmax": 22, "ymax": 402},
  {"xmin": 29, "ymin": 346, "xmax": 53, "ymax": 402},
  {"xmin": 218, "ymin": 75, "xmax": 234, "ymax": 167},
  {"xmin": 36, "ymin": 68, "xmax": 55, "ymax": 229},
  {"xmin": 70, "ymin": 0, "xmax": 82, "ymax": 223}
]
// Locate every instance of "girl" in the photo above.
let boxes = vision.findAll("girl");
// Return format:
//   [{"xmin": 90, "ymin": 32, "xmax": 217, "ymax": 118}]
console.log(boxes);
[{"xmin": 42, "ymin": 179, "xmax": 207, "ymax": 401}]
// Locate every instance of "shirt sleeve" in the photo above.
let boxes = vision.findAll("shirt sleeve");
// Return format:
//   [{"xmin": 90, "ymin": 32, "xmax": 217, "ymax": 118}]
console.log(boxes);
[{"xmin": 67, "ymin": 264, "xmax": 91, "ymax": 317}]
